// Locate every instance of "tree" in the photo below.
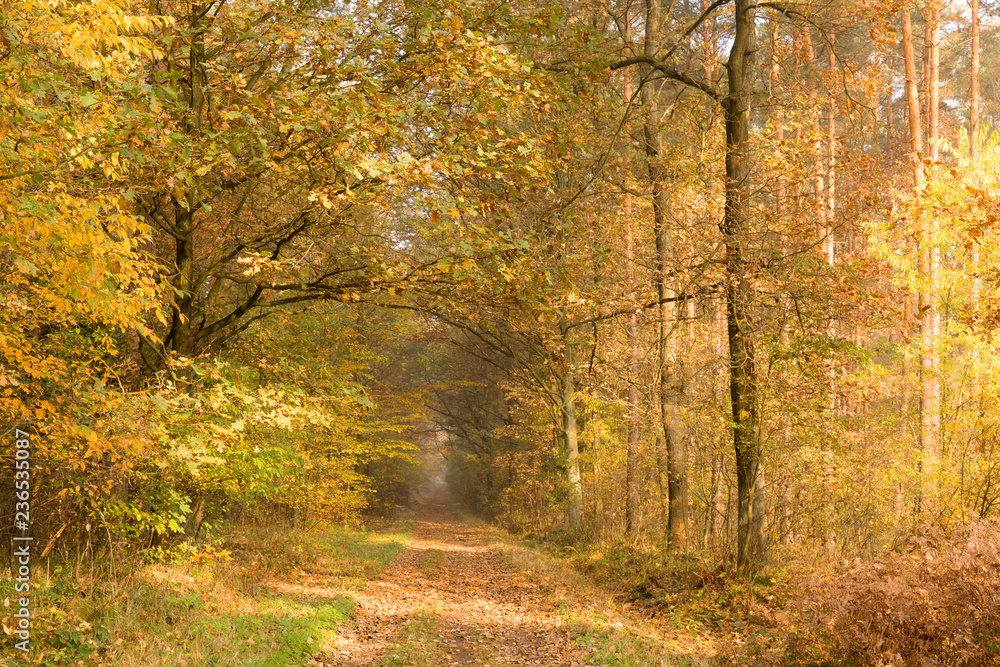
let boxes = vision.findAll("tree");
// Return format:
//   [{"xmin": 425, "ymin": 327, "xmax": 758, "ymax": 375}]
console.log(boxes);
[
  {"xmin": 640, "ymin": 0, "xmax": 689, "ymax": 550},
  {"xmin": 130, "ymin": 0, "xmax": 550, "ymax": 375},
  {"xmin": 901, "ymin": 2, "xmax": 940, "ymax": 518}
]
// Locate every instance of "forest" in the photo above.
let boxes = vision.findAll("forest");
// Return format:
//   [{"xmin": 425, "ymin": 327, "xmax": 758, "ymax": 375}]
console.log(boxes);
[{"xmin": 2, "ymin": 0, "xmax": 1000, "ymax": 664}]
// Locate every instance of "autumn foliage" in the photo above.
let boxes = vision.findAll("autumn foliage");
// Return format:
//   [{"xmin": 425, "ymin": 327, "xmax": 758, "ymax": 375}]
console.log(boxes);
[{"xmin": 4, "ymin": 0, "xmax": 1000, "ymax": 663}]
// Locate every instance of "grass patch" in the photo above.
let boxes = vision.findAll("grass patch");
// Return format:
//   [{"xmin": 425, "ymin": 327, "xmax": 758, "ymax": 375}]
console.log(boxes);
[
  {"xmin": 292, "ymin": 521, "xmax": 415, "ymax": 590},
  {"xmin": 417, "ymin": 547, "xmax": 446, "ymax": 577},
  {"xmin": 0, "ymin": 516, "xmax": 413, "ymax": 666},
  {"xmin": 477, "ymin": 528, "xmax": 705, "ymax": 666},
  {"xmin": 374, "ymin": 609, "xmax": 445, "ymax": 667},
  {"xmin": 558, "ymin": 607, "xmax": 708, "ymax": 667},
  {"xmin": 375, "ymin": 607, "xmax": 497, "ymax": 667}
]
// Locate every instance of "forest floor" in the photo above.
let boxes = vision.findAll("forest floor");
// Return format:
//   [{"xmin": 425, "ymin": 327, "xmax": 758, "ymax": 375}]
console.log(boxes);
[
  {"xmin": 325, "ymin": 498, "xmax": 717, "ymax": 666},
  {"xmin": 5, "ymin": 499, "xmax": 804, "ymax": 666},
  {"xmin": 10, "ymin": 501, "xmax": 996, "ymax": 665}
]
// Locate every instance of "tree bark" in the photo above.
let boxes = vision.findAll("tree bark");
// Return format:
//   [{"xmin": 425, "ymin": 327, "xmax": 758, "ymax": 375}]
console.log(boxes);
[
  {"xmin": 561, "ymin": 342, "xmax": 583, "ymax": 530},
  {"xmin": 971, "ymin": 0, "xmax": 980, "ymax": 152},
  {"xmin": 642, "ymin": 0, "xmax": 687, "ymax": 550},
  {"xmin": 826, "ymin": 39, "xmax": 837, "ymax": 265},
  {"xmin": 901, "ymin": 4, "xmax": 939, "ymax": 518},
  {"xmin": 622, "ymin": 10, "xmax": 641, "ymax": 540},
  {"xmin": 928, "ymin": 4, "xmax": 939, "ymax": 164},
  {"xmin": 768, "ymin": 16, "xmax": 785, "ymax": 215},
  {"xmin": 970, "ymin": 0, "xmax": 982, "ymax": 426},
  {"xmin": 724, "ymin": 0, "xmax": 765, "ymax": 570},
  {"xmin": 803, "ymin": 31, "xmax": 827, "ymax": 245},
  {"xmin": 926, "ymin": 2, "xmax": 941, "ymax": 517},
  {"xmin": 625, "ymin": 202, "xmax": 641, "ymax": 539}
]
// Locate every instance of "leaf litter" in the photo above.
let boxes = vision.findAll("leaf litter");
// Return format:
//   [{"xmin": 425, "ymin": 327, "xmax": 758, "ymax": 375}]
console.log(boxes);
[{"xmin": 321, "ymin": 501, "xmax": 698, "ymax": 666}]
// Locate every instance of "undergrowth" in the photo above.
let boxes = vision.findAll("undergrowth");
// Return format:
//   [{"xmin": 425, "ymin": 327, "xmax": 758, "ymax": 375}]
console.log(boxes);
[{"xmin": 777, "ymin": 519, "xmax": 1000, "ymax": 667}]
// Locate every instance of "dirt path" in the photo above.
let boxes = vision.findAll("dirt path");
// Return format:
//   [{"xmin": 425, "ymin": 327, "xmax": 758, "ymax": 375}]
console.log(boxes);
[{"xmin": 327, "ymin": 503, "xmax": 593, "ymax": 666}]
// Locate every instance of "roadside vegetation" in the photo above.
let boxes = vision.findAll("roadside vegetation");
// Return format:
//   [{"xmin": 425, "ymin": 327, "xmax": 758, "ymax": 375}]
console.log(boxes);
[{"xmin": 1, "ymin": 518, "xmax": 413, "ymax": 665}]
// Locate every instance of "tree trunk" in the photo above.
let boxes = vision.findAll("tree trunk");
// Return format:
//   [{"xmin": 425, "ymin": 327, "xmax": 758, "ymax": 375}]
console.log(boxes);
[
  {"xmin": 724, "ymin": 0, "xmax": 765, "ymax": 570},
  {"xmin": 901, "ymin": 4, "xmax": 939, "ymax": 518},
  {"xmin": 886, "ymin": 70, "xmax": 894, "ymax": 163},
  {"xmin": 625, "ymin": 212, "xmax": 641, "ymax": 539},
  {"xmin": 927, "ymin": 1, "xmax": 941, "ymax": 517},
  {"xmin": 970, "ymin": 0, "xmax": 982, "ymax": 445},
  {"xmin": 928, "ymin": 4, "xmax": 939, "ymax": 165},
  {"xmin": 768, "ymin": 17, "xmax": 786, "ymax": 215},
  {"xmin": 710, "ymin": 449, "xmax": 725, "ymax": 543},
  {"xmin": 902, "ymin": 4, "xmax": 922, "ymax": 189},
  {"xmin": 827, "ymin": 39, "xmax": 837, "ymax": 265},
  {"xmin": 561, "ymin": 343, "xmax": 583, "ymax": 530},
  {"xmin": 823, "ymin": 35, "xmax": 838, "ymax": 553},
  {"xmin": 593, "ymin": 431, "xmax": 604, "ymax": 520},
  {"xmin": 922, "ymin": 12, "xmax": 931, "ymax": 141},
  {"xmin": 971, "ymin": 0, "xmax": 980, "ymax": 152},
  {"xmin": 642, "ymin": 0, "xmax": 687, "ymax": 549},
  {"xmin": 141, "ymin": 4, "xmax": 209, "ymax": 385},
  {"xmin": 622, "ymin": 13, "xmax": 641, "ymax": 539},
  {"xmin": 804, "ymin": 31, "xmax": 827, "ymax": 245}
]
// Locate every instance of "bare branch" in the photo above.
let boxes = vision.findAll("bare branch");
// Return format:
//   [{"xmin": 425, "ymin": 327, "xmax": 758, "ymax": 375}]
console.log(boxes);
[{"xmin": 608, "ymin": 56, "xmax": 721, "ymax": 100}]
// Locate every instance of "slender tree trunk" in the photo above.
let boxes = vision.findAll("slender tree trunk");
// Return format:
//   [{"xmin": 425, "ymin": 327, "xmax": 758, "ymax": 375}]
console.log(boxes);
[
  {"xmin": 642, "ymin": 0, "xmax": 687, "ymax": 549},
  {"xmin": 971, "ymin": 0, "xmax": 980, "ymax": 152},
  {"xmin": 768, "ymin": 17, "xmax": 786, "ymax": 217},
  {"xmin": 902, "ymin": 4, "xmax": 939, "ymax": 518},
  {"xmin": 561, "ymin": 342, "xmax": 583, "ymax": 530},
  {"xmin": 826, "ymin": 40, "xmax": 837, "ymax": 265},
  {"xmin": 792, "ymin": 32, "xmax": 804, "ymax": 207},
  {"xmin": 709, "ymin": 447, "xmax": 725, "ymax": 544},
  {"xmin": 822, "ymin": 36, "xmax": 839, "ymax": 553},
  {"xmin": 625, "ymin": 200, "xmax": 641, "ymax": 539},
  {"xmin": 651, "ymin": 434, "xmax": 666, "ymax": 534},
  {"xmin": 593, "ymin": 432, "xmax": 604, "ymax": 521},
  {"xmin": 928, "ymin": 4, "xmax": 939, "ymax": 165},
  {"xmin": 725, "ymin": 0, "xmax": 765, "ymax": 570},
  {"xmin": 804, "ymin": 31, "xmax": 826, "ymax": 244},
  {"xmin": 622, "ymin": 11, "xmax": 641, "ymax": 539},
  {"xmin": 927, "ymin": 1, "xmax": 942, "ymax": 515},
  {"xmin": 922, "ymin": 13, "xmax": 931, "ymax": 141},
  {"xmin": 971, "ymin": 0, "xmax": 982, "ymax": 443},
  {"xmin": 886, "ymin": 70, "xmax": 894, "ymax": 163}
]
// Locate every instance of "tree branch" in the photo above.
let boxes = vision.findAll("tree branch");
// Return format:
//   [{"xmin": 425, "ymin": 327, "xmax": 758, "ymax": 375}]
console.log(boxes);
[
  {"xmin": 608, "ymin": 56, "xmax": 721, "ymax": 100},
  {"xmin": 662, "ymin": 0, "xmax": 734, "ymax": 61}
]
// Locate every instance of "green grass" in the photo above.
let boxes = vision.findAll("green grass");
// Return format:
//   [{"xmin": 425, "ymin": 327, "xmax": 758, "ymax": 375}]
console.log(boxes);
[
  {"xmin": 0, "ymin": 517, "xmax": 413, "ymax": 666},
  {"xmin": 558, "ymin": 607, "xmax": 703, "ymax": 667},
  {"xmin": 374, "ymin": 608, "xmax": 497, "ymax": 667},
  {"xmin": 374, "ymin": 609, "xmax": 446, "ymax": 667},
  {"xmin": 481, "ymin": 528, "xmax": 716, "ymax": 667},
  {"xmin": 417, "ymin": 547, "xmax": 446, "ymax": 576},
  {"xmin": 296, "ymin": 522, "xmax": 415, "ymax": 589}
]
